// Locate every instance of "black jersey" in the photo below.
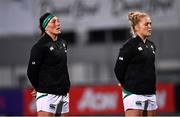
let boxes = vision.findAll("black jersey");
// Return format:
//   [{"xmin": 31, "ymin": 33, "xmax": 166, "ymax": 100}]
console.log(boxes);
[
  {"xmin": 114, "ymin": 36, "xmax": 156, "ymax": 95},
  {"xmin": 27, "ymin": 33, "xmax": 70, "ymax": 95}
]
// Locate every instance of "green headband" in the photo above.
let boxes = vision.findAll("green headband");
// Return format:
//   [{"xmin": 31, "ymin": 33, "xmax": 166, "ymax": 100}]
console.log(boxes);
[{"xmin": 42, "ymin": 14, "xmax": 54, "ymax": 30}]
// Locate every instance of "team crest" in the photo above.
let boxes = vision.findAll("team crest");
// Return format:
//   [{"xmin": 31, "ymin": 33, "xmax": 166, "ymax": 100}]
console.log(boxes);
[
  {"xmin": 50, "ymin": 46, "xmax": 54, "ymax": 51},
  {"xmin": 63, "ymin": 43, "xmax": 66, "ymax": 48},
  {"xmin": 138, "ymin": 47, "xmax": 143, "ymax": 51}
]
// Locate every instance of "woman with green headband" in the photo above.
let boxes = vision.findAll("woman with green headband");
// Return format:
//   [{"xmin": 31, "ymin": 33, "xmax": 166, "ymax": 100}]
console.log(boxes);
[{"xmin": 27, "ymin": 12, "xmax": 71, "ymax": 116}]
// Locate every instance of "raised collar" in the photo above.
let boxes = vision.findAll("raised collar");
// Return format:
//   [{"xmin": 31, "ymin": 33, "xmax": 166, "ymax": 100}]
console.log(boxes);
[
  {"xmin": 43, "ymin": 33, "xmax": 60, "ymax": 42},
  {"xmin": 134, "ymin": 35, "xmax": 147, "ymax": 44}
]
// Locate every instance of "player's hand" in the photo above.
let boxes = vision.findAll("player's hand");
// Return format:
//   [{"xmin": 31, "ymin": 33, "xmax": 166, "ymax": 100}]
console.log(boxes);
[
  {"xmin": 31, "ymin": 89, "xmax": 37, "ymax": 97},
  {"xmin": 118, "ymin": 83, "xmax": 121, "ymax": 86}
]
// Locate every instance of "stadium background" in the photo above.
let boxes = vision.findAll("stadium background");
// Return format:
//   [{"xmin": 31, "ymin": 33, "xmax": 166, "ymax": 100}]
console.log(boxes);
[{"xmin": 0, "ymin": 0, "xmax": 180, "ymax": 116}]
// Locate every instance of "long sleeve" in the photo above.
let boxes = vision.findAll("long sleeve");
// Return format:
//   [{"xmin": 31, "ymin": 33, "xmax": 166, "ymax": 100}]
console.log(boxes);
[
  {"xmin": 114, "ymin": 42, "xmax": 134, "ymax": 85},
  {"xmin": 27, "ymin": 45, "xmax": 43, "ymax": 89}
]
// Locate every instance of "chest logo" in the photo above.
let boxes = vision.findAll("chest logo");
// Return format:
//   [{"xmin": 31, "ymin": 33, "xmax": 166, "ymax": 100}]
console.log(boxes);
[
  {"xmin": 50, "ymin": 46, "xmax": 54, "ymax": 51},
  {"xmin": 138, "ymin": 47, "xmax": 143, "ymax": 51},
  {"xmin": 63, "ymin": 43, "xmax": 66, "ymax": 48},
  {"xmin": 32, "ymin": 61, "xmax": 36, "ymax": 65},
  {"xmin": 119, "ymin": 57, "xmax": 124, "ymax": 61},
  {"xmin": 151, "ymin": 45, "xmax": 154, "ymax": 49},
  {"xmin": 151, "ymin": 45, "xmax": 155, "ymax": 54}
]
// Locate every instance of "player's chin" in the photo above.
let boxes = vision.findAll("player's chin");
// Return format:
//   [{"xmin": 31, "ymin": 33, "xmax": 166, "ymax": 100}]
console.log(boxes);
[
  {"xmin": 55, "ymin": 31, "xmax": 61, "ymax": 35},
  {"xmin": 147, "ymin": 32, "xmax": 151, "ymax": 37}
]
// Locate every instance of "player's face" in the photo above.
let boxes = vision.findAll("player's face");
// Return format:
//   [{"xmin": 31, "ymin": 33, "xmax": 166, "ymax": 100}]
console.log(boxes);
[
  {"xmin": 45, "ymin": 16, "xmax": 61, "ymax": 35},
  {"xmin": 136, "ymin": 16, "xmax": 152, "ymax": 39}
]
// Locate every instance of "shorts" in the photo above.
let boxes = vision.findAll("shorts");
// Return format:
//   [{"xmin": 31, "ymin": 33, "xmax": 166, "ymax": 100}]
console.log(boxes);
[
  {"xmin": 36, "ymin": 92, "xmax": 69, "ymax": 114},
  {"xmin": 122, "ymin": 89, "xmax": 158, "ymax": 111}
]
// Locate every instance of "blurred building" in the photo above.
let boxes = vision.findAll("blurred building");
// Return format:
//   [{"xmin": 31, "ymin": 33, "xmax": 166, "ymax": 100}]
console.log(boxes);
[{"xmin": 0, "ymin": 0, "xmax": 180, "ymax": 88}]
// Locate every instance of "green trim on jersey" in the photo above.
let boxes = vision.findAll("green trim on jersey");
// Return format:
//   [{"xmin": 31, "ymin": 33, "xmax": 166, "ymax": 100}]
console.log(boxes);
[
  {"xmin": 36, "ymin": 93, "xmax": 48, "ymax": 100},
  {"xmin": 123, "ymin": 89, "xmax": 133, "ymax": 99}
]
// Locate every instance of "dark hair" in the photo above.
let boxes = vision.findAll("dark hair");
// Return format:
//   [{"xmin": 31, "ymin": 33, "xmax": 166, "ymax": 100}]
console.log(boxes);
[{"xmin": 39, "ymin": 12, "xmax": 54, "ymax": 33}]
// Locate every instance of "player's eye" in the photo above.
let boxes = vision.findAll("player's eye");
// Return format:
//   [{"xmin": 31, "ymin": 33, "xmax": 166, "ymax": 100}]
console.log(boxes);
[{"xmin": 51, "ymin": 19, "xmax": 56, "ymax": 23}]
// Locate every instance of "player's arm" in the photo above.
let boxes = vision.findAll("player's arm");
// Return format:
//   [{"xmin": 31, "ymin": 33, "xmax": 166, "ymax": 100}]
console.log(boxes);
[
  {"xmin": 114, "ymin": 42, "xmax": 134, "ymax": 86},
  {"xmin": 27, "ymin": 45, "xmax": 43, "ymax": 89}
]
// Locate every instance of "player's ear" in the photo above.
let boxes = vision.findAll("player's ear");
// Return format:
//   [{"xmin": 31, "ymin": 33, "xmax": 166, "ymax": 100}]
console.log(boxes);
[{"xmin": 134, "ymin": 24, "xmax": 139, "ymax": 32}]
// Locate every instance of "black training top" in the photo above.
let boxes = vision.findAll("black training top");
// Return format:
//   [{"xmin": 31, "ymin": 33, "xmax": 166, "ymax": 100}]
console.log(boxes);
[
  {"xmin": 114, "ymin": 36, "xmax": 156, "ymax": 95},
  {"xmin": 27, "ymin": 33, "xmax": 70, "ymax": 95}
]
